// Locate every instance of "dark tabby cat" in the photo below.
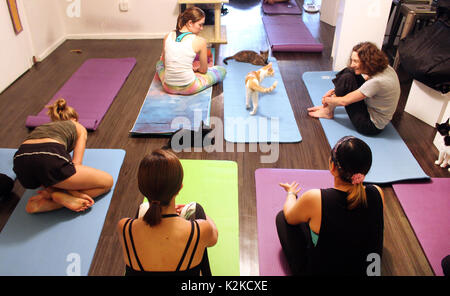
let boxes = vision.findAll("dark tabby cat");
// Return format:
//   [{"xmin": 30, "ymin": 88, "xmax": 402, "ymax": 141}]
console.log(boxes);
[
  {"xmin": 435, "ymin": 118, "xmax": 450, "ymax": 171},
  {"xmin": 223, "ymin": 50, "xmax": 269, "ymax": 66}
]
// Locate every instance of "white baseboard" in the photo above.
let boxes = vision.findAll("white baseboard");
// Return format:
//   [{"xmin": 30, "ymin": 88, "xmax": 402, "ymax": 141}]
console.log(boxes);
[{"xmin": 36, "ymin": 35, "xmax": 67, "ymax": 62}]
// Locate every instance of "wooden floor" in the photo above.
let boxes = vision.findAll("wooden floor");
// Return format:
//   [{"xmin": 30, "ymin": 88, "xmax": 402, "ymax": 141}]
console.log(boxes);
[{"xmin": 0, "ymin": 0, "xmax": 447, "ymax": 276}]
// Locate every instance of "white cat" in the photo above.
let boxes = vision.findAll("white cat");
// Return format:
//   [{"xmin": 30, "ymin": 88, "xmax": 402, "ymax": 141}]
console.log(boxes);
[
  {"xmin": 434, "ymin": 119, "xmax": 450, "ymax": 172},
  {"xmin": 245, "ymin": 62, "xmax": 278, "ymax": 116}
]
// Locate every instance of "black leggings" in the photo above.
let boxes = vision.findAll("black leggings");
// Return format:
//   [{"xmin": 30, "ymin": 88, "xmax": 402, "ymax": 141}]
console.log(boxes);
[
  {"xmin": 332, "ymin": 68, "xmax": 383, "ymax": 136},
  {"xmin": 275, "ymin": 211, "xmax": 314, "ymax": 275}
]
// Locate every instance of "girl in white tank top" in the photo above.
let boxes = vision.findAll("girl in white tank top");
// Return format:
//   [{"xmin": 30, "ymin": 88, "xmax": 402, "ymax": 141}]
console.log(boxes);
[
  {"xmin": 156, "ymin": 7, "xmax": 226, "ymax": 95},
  {"xmin": 163, "ymin": 31, "xmax": 197, "ymax": 86}
]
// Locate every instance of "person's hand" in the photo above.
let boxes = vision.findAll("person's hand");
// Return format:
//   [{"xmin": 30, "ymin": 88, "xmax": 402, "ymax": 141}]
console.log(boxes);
[
  {"xmin": 322, "ymin": 95, "xmax": 332, "ymax": 105},
  {"xmin": 323, "ymin": 89, "xmax": 335, "ymax": 98},
  {"xmin": 192, "ymin": 63, "xmax": 200, "ymax": 72},
  {"xmin": 279, "ymin": 181, "xmax": 301, "ymax": 196},
  {"xmin": 175, "ymin": 204, "xmax": 186, "ymax": 215}
]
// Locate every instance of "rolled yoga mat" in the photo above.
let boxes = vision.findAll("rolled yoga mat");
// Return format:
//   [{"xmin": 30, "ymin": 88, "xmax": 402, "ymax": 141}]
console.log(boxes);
[
  {"xmin": 302, "ymin": 71, "xmax": 429, "ymax": 184},
  {"xmin": 0, "ymin": 148, "xmax": 16, "ymax": 180},
  {"xmin": 262, "ymin": 14, "xmax": 323, "ymax": 52},
  {"xmin": 130, "ymin": 49, "xmax": 215, "ymax": 135},
  {"xmin": 392, "ymin": 179, "xmax": 450, "ymax": 276},
  {"xmin": 26, "ymin": 58, "xmax": 136, "ymax": 130},
  {"xmin": 223, "ymin": 57, "xmax": 301, "ymax": 143},
  {"xmin": 141, "ymin": 159, "xmax": 240, "ymax": 276},
  {"xmin": 262, "ymin": 0, "xmax": 302, "ymax": 15},
  {"xmin": 255, "ymin": 168, "xmax": 334, "ymax": 275},
  {"xmin": 0, "ymin": 149, "xmax": 126, "ymax": 276}
]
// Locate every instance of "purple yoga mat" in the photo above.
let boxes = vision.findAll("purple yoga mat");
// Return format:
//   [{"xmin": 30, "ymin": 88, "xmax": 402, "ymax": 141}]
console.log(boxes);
[
  {"xmin": 26, "ymin": 58, "xmax": 136, "ymax": 130},
  {"xmin": 255, "ymin": 168, "xmax": 333, "ymax": 275},
  {"xmin": 262, "ymin": 14, "xmax": 323, "ymax": 52},
  {"xmin": 392, "ymin": 178, "xmax": 450, "ymax": 276},
  {"xmin": 262, "ymin": 0, "xmax": 302, "ymax": 15}
]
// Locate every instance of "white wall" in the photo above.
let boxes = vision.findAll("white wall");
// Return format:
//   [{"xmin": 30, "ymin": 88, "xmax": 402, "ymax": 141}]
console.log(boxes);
[
  {"xmin": 23, "ymin": 0, "xmax": 66, "ymax": 61},
  {"xmin": 0, "ymin": 0, "xmax": 34, "ymax": 94},
  {"xmin": 1, "ymin": 0, "xmax": 179, "ymax": 93},
  {"xmin": 62, "ymin": 0, "xmax": 179, "ymax": 39},
  {"xmin": 331, "ymin": 0, "xmax": 391, "ymax": 71}
]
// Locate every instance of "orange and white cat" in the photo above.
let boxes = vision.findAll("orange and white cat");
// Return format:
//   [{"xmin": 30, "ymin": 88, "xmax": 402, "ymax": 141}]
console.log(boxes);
[{"xmin": 245, "ymin": 62, "xmax": 278, "ymax": 115}]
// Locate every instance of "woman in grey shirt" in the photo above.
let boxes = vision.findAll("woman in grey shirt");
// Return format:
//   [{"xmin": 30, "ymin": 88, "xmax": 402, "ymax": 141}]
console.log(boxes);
[{"xmin": 308, "ymin": 42, "xmax": 400, "ymax": 135}]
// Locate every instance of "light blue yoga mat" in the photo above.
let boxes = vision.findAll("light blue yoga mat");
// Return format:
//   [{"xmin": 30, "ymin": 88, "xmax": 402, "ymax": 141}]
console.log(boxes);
[
  {"xmin": 0, "ymin": 148, "xmax": 16, "ymax": 180},
  {"xmin": 302, "ymin": 71, "xmax": 429, "ymax": 184},
  {"xmin": 223, "ymin": 58, "xmax": 301, "ymax": 143},
  {"xmin": 0, "ymin": 149, "xmax": 126, "ymax": 276}
]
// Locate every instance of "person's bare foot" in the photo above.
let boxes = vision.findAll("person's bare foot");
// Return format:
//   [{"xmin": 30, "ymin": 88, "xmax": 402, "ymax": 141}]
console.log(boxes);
[
  {"xmin": 68, "ymin": 190, "xmax": 94, "ymax": 206},
  {"xmin": 308, "ymin": 105, "xmax": 334, "ymax": 119},
  {"xmin": 26, "ymin": 190, "xmax": 62, "ymax": 213},
  {"xmin": 307, "ymin": 105, "xmax": 323, "ymax": 112},
  {"xmin": 36, "ymin": 188, "xmax": 53, "ymax": 200},
  {"xmin": 51, "ymin": 191, "xmax": 92, "ymax": 212}
]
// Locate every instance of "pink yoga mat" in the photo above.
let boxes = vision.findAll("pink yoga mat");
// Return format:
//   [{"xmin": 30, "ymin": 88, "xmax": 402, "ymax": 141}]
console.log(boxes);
[
  {"xmin": 262, "ymin": 14, "xmax": 323, "ymax": 52},
  {"xmin": 262, "ymin": 0, "xmax": 302, "ymax": 15},
  {"xmin": 392, "ymin": 178, "xmax": 450, "ymax": 276},
  {"xmin": 26, "ymin": 58, "xmax": 136, "ymax": 130},
  {"xmin": 255, "ymin": 168, "xmax": 333, "ymax": 275}
]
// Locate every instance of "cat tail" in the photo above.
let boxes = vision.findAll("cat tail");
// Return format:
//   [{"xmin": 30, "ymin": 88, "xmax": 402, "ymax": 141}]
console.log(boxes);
[
  {"xmin": 222, "ymin": 57, "xmax": 233, "ymax": 65},
  {"xmin": 250, "ymin": 80, "xmax": 278, "ymax": 93}
]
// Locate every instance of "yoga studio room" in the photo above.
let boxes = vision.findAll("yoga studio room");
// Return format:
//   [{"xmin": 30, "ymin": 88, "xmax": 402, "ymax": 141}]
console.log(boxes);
[{"xmin": 0, "ymin": 0, "xmax": 449, "ymax": 281}]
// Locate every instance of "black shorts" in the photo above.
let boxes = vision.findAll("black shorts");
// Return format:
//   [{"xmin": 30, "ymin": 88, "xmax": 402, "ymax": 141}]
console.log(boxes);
[{"xmin": 13, "ymin": 142, "xmax": 76, "ymax": 189}]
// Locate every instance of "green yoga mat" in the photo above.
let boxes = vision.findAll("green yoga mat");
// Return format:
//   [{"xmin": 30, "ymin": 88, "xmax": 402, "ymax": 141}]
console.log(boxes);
[{"xmin": 143, "ymin": 159, "xmax": 239, "ymax": 275}]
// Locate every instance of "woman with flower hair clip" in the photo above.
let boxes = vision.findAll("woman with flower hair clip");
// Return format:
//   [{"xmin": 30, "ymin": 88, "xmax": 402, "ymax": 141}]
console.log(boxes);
[{"xmin": 276, "ymin": 136, "xmax": 385, "ymax": 275}]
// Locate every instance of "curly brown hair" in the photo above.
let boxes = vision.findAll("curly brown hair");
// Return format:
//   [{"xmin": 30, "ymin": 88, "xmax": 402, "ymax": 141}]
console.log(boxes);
[{"xmin": 350, "ymin": 42, "xmax": 389, "ymax": 77}]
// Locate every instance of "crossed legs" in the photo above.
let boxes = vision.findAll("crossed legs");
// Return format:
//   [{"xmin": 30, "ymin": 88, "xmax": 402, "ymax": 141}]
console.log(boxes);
[{"xmin": 26, "ymin": 164, "xmax": 114, "ymax": 214}]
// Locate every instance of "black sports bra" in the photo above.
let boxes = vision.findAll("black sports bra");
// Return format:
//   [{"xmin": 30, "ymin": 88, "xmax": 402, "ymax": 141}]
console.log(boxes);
[{"xmin": 123, "ymin": 215, "xmax": 202, "ymax": 276}]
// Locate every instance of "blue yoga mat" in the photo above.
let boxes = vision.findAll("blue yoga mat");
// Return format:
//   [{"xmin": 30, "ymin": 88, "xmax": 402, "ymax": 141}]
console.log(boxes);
[
  {"xmin": 130, "ymin": 74, "xmax": 212, "ymax": 135},
  {"xmin": 0, "ymin": 149, "xmax": 126, "ymax": 275},
  {"xmin": 223, "ymin": 58, "xmax": 301, "ymax": 143},
  {"xmin": 130, "ymin": 49, "xmax": 216, "ymax": 135},
  {"xmin": 0, "ymin": 148, "xmax": 16, "ymax": 180},
  {"xmin": 302, "ymin": 71, "xmax": 429, "ymax": 184}
]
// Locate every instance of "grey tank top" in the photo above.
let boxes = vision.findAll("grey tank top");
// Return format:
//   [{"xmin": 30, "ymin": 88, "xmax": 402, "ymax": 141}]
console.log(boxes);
[{"xmin": 26, "ymin": 120, "xmax": 77, "ymax": 152}]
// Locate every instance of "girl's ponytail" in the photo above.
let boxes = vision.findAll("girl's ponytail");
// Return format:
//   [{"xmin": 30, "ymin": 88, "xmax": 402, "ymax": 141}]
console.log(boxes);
[
  {"xmin": 144, "ymin": 201, "xmax": 162, "ymax": 227},
  {"xmin": 138, "ymin": 149, "xmax": 184, "ymax": 227},
  {"xmin": 331, "ymin": 137, "xmax": 372, "ymax": 210},
  {"xmin": 46, "ymin": 98, "xmax": 79, "ymax": 122}
]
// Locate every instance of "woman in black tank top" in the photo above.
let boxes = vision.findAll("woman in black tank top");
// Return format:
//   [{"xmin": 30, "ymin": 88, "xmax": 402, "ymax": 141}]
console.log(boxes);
[
  {"xmin": 117, "ymin": 149, "xmax": 218, "ymax": 275},
  {"xmin": 276, "ymin": 136, "xmax": 385, "ymax": 275}
]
